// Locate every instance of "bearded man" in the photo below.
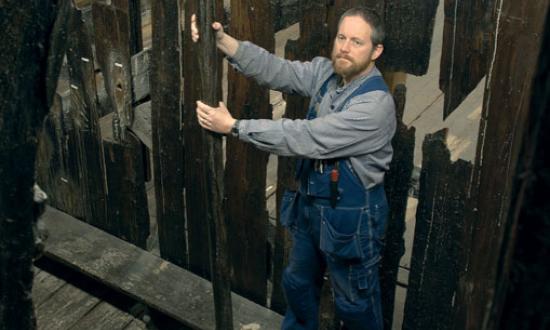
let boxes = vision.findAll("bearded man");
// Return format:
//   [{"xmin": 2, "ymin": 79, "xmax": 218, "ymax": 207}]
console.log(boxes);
[{"xmin": 193, "ymin": 7, "xmax": 396, "ymax": 330}]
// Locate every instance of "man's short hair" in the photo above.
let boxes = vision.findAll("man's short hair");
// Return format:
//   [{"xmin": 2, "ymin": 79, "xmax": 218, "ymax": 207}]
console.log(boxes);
[{"xmin": 338, "ymin": 7, "xmax": 385, "ymax": 46}]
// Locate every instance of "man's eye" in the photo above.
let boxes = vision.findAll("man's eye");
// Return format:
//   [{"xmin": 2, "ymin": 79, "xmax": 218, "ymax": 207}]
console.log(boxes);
[
  {"xmin": 337, "ymin": 35, "xmax": 345, "ymax": 41},
  {"xmin": 353, "ymin": 40, "xmax": 363, "ymax": 46}
]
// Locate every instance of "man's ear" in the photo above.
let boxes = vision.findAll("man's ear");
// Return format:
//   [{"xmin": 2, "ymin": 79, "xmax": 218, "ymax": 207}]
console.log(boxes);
[{"xmin": 371, "ymin": 44, "xmax": 384, "ymax": 61}]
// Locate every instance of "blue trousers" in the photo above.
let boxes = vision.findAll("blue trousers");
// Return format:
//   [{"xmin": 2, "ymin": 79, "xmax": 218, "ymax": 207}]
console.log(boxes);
[{"xmin": 279, "ymin": 185, "xmax": 388, "ymax": 330}]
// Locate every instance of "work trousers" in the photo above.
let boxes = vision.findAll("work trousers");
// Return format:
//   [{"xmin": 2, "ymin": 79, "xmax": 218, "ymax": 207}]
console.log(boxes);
[{"xmin": 279, "ymin": 184, "xmax": 388, "ymax": 330}]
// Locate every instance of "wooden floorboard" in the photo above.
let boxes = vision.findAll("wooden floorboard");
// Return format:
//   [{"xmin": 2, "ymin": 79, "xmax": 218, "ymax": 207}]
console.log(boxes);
[
  {"xmin": 67, "ymin": 302, "xmax": 135, "ymax": 330},
  {"xmin": 41, "ymin": 206, "xmax": 283, "ymax": 329},
  {"xmin": 35, "ymin": 282, "xmax": 101, "ymax": 330},
  {"xmin": 33, "ymin": 269, "xmax": 68, "ymax": 308}
]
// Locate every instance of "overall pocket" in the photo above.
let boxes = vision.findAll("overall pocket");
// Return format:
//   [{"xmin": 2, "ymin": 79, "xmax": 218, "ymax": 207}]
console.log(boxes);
[
  {"xmin": 279, "ymin": 190, "xmax": 299, "ymax": 231},
  {"xmin": 319, "ymin": 206, "xmax": 366, "ymax": 260}
]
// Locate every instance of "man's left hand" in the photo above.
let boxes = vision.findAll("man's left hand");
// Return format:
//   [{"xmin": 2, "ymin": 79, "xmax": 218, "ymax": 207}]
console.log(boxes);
[{"xmin": 196, "ymin": 100, "xmax": 236, "ymax": 134}]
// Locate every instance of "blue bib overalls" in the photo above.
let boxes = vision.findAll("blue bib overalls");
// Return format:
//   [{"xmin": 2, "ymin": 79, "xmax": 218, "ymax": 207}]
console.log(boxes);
[{"xmin": 280, "ymin": 74, "xmax": 389, "ymax": 330}]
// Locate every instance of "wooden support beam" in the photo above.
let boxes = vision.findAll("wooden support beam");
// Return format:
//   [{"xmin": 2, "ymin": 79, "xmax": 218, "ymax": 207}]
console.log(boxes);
[
  {"xmin": 439, "ymin": 0, "xmax": 494, "ymax": 118},
  {"xmin": 224, "ymin": 0, "xmax": 273, "ymax": 306},
  {"xmin": 457, "ymin": 0, "xmax": 549, "ymax": 328},
  {"xmin": 41, "ymin": 207, "xmax": 283, "ymax": 329},
  {"xmin": 402, "ymin": 129, "xmax": 473, "ymax": 329},
  {"xmin": 66, "ymin": 6, "xmax": 109, "ymax": 230},
  {"xmin": 150, "ymin": 0, "xmax": 187, "ymax": 267},
  {"xmin": 183, "ymin": 0, "xmax": 212, "ymax": 280},
  {"xmin": 380, "ymin": 84, "xmax": 415, "ymax": 329},
  {"xmin": 498, "ymin": 12, "xmax": 550, "ymax": 328},
  {"xmin": 188, "ymin": 0, "xmax": 233, "ymax": 327},
  {"xmin": 0, "ymin": 1, "xmax": 67, "ymax": 328}
]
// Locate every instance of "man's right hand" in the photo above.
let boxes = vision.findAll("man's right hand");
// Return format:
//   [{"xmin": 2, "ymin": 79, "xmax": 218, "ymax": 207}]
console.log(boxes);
[{"xmin": 190, "ymin": 14, "xmax": 239, "ymax": 57}]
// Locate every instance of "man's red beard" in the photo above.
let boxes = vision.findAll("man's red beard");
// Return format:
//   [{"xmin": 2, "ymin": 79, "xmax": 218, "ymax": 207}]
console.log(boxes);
[{"xmin": 331, "ymin": 52, "xmax": 373, "ymax": 80}]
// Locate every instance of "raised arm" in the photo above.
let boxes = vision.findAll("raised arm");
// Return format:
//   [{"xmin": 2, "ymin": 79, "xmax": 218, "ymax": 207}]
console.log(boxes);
[{"xmin": 191, "ymin": 14, "xmax": 238, "ymax": 57}]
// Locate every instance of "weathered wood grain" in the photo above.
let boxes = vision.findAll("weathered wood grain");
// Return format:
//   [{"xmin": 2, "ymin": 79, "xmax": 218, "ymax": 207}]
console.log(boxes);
[
  {"xmin": 35, "ymin": 283, "xmax": 101, "ymax": 330},
  {"xmin": 71, "ymin": 302, "xmax": 136, "ymax": 330},
  {"xmin": 439, "ymin": 0, "xmax": 494, "ymax": 118},
  {"xmin": 150, "ymin": 0, "xmax": 187, "ymax": 268},
  {"xmin": 457, "ymin": 0, "xmax": 549, "ymax": 328},
  {"xmin": 103, "ymin": 133, "xmax": 150, "ymax": 249},
  {"xmin": 32, "ymin": 269, "xmax": 67, "ymax": 308},
  {"xmin": 130, "ymin": 101, "xmax": 152, "ymax": 150},
  {"xmin": 41, "ymin": 207, "xmax": 283, "ymax": 329},
  {"xmin": 402, "ymin": 129, "xmax": 472, "ymax": 330},
  {"xmin": 380, "ymin": 84, "xmax": 415, "ymax": 329},
  {"xmin": 183, "ymin": 0, "xmax": 212, "ymax": 280},
  {"xmin": 224, "ymin": 0, "xmax": 273, "ymax": 306},
  {"xmin": 66, "ymin": 6, "xmax": 109, "ymax": 230},
  {"xmin": 498, "ymin": 12, "xmax": 550, "ymax": 329},
  {"xmin": 131, "ymin": 48, "xmax": 151, "ymax": 105}
]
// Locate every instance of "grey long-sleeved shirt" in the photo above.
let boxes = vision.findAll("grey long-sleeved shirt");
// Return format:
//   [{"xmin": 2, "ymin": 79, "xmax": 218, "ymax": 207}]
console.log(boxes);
[{"xmin": 229, "ymin": 41, "xmax": 396, "ymax": 188}]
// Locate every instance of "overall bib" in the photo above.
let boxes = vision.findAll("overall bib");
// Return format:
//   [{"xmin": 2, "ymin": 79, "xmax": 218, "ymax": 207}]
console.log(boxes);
[{"xmin": 280, "ymin": 74, "xmax": 389, "ymax": 330}]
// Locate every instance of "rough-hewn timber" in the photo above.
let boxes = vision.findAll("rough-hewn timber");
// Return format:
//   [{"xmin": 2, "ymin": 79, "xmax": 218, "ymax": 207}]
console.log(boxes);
[
  {"xmin": 150, "ymin": 0, "xmax": 187, "ymax": 268},
  {"xmin": 224, "ymin": 0, "xmax": 273, "ymax": 306}
]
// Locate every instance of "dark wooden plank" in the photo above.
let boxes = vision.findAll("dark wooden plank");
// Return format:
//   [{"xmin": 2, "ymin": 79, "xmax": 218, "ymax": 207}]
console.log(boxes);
[
  {"xmin": 498, "ymin": 12, "xmax": 550, "ymax": 329},
  {"xmin": 123, "ymin": 319, "xmax": 147, "ymax": 330},
  {"xmin": 195, "ymin": 1, "xmax": 233, "ymax": 327},
  {"xmin": 224, "ymin": 0, "xmax": 273, "ymax": 306},
  {"xmin": 439, "ymin": 0, "xmax": 494, "ymax": 118},
  {"xmin": 380, "ymin": 0, "xmax": 439, "ymax": 76},
  {"xmin": 150, "ymin": 0, "xmax": 187, "ymax": 268},
  {"xmin": 0, "ymin": 2, "xmax": 65, "ymax": 328},
  {"xmin": 36, "ymin": 90, "xmax": 86, "ymax": 219},
  {"xmin": 32, "ymin": 270, "xmax": 68, "ymax": 308},
  {"xmin": 66, "ymin": 6, "xmax": 109, "ymax": 229},
  {"xmin": 92, "ymin": 1, "xmax": 134, "ymax": 139},
  {"xmin": 130, "ymin": 101, "xmax": 152, "ymax": 150},
  {"xmin": 41, "ymin": 207, "xmax": 283, "ymax": 329},
  {"xmin": 380, "ymin": 84, "xmax": 415, "ymax": 329},
  {"xmin": 103, "ymin": 133, "xmax": 150, "ymax": 248},
  {"xmin": 183, "ymin": 0, "xmax": 212, "ymax": 280},
  {"xmin": 271, "ymin": 1, "xmax": 331, "ymax": 314},
  {"xmin": 35, "ymin": 283, "xmax": 101, "ymax": 330},
  {"xmin": 131, "ymin": 48, "xmax": 151, "ymax": 105},
  {"xmin": 69, "ymin": 302, "xmax": 136, "ymax": 330},
  {"xmin": 402, "ymin": 129, "xmax": 472, "ymax": 329},
  {"xmin": 456, "ymin": 0, "xmax": 549, "ymax": 328}
]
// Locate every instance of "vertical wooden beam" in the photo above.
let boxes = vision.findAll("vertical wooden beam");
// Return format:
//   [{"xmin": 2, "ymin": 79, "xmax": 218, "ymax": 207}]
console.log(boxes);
[
  {"xmin": 93, "ymin": 0, "xmax": 150, "ymax": 247},
  {"xmin": 380, "ymin": 84, "xmax": 415, "ymax": 329},
  {"xmin": 224, "ymin": 0, "xmax": 273, "ymax": 306},
  {"xmin": 66, "ymin": 6, "xmax": 109, "ymax": 230},
  {"xmin": 271, "ymin": 0, "xmax": 331, "ymax": 314},
  {"xmin": 0, "ymin": 0, "xmax": 67, "ymax": 328},
  {"xmin": 150, "ymin": 0, "xmax": 186, "ymax": 267},
  {"xmin": 184, "ymin": 0, "xmax": 212, "ymax": 279},
  {"xmin": 497, "ymin": 12, "xmax": 550, "ymax": 328},
  {"xmin": 439, "ymin": 0, "xmax": 494, "ymax": 118},
  {"xmin": 402, "ymin": 129, "xmax": 472, "ymax": 330},
  {"xmin": 457, "ymin": 0, "xmax": 549, "ymax": 328},
  {"xmin": 381, "ymin": 0, "xmax": 439, "ymax": 76},
  {"xmin": 186, "ymin": 0, "xmax": 233, "ymax": 327}
]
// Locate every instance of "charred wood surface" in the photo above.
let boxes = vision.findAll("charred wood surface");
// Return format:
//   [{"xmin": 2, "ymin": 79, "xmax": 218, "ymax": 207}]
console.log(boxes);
[
  {"xmin": 380, "ymin": 84, "xmax": 415, "ymax": 329},
  {"xmin": 498, "ymin": 11, "xmax": 550, "ymax": 329},
  {"xmin": 150, "ymin": 0, "xmax": 187, "ymax": 267},
  {"xmin": 381, "ymin": 0, "xmax": 439, "ymax": 76},
  {"xmin": 188, "ymin": 0, "xmax": 234, "ymax": 327},
  {"xmin": 224, "ymin": 0, "xmax": 273, "ymax": 306},
  {"xmin": 439, "ymin": 0, "xmax": 494, "ymax": 118},
  {"xmin": 457, "ymin": 0, "xmax": 549, "ymax": 328},
  {"xmin": 403, "ymin": 129, "xmax": 472, "ymax": 330}
]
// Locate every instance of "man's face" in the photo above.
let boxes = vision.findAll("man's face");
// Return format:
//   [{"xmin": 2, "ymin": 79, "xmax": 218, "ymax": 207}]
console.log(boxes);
[{"xmin": 331, "ymin": 16, "xmax": 383, "ymax": 83}]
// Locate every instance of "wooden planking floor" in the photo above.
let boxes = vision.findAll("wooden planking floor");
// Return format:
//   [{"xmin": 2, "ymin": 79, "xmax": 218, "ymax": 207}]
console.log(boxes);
[{"xmin": 33, "ymin": 267, "xmax": 146, "ymax": 330}]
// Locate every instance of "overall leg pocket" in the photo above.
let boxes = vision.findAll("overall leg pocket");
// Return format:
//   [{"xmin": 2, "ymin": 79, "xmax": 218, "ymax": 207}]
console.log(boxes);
[
  {"xmin": 280, "ymin": 190, "xmax": 299, "ymax": 232},
  {"xmin": 319, "ymin": 206, "xmax": 366, "ymax": 260}
]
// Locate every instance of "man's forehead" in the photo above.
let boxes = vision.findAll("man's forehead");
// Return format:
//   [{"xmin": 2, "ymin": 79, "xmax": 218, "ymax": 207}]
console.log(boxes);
[{"xmin": 337, "ymin": 16, "xmax": 372, "ymax": 37}]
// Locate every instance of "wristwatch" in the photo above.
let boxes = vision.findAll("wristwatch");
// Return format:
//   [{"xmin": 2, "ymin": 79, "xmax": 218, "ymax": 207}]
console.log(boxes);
[{"xmin": 230, "ymin": 120, "xmax": 240, "ymax": 137}]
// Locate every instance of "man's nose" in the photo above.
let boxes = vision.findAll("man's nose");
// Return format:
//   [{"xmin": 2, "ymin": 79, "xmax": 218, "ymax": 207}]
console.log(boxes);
[{"xmin": 340, "ymin": 40, "xmax": 351, "ymax": 53}]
